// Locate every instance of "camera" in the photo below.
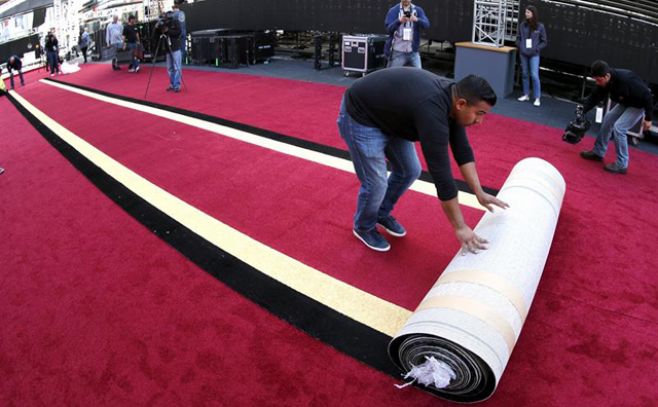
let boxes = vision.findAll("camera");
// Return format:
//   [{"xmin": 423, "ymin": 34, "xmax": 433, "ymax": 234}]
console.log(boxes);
[
  {"xmin": 403, "ymin": 10, "xmax": 412, "ymax": 18},
  {"xmin": 155, "ymin": 12, "xmax": 171, "ymax": 27},
  {"xmin": 562, "ymin": 105, "xmax": 591, "ymax": 144}
]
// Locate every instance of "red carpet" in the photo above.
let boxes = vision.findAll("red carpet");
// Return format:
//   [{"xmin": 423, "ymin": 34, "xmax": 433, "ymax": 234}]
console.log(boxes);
[{"xmin": 2, "ymin": 66, "xmax": 658, "ymax": 406}]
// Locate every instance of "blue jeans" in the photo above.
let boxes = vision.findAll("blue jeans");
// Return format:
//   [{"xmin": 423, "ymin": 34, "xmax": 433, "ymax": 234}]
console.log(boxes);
[
  {"xmin": 111, "ymin": 44, "xmax": 123, "ymax": 68},
  {"xmin": 520, "ymin": 54, "xmax": 540, "ymax": 98},
  {"xmin": 126, "ymin": 42, "xmax": 140, "ymax": 69},
  {"xmin": 46, "ymin": 51, "xmax": 59, "ymax": 74},
  {"xmin": 337, "ymin": 98, "xmax": 421, "ymax": 231},
  {"xmin": 9, "ymin": 70, "xmax": 24, "ymax": 88},
  {"xmin": 166, "ymin": 49, "xmax": 182, "ymax": 90},
  {"xmin": 388, "ymin": 50, "xmax": 422, "ymax": 68},
  {"xmin": 592, "ymin": 104, "xmax": 644, "ymax": 168}
]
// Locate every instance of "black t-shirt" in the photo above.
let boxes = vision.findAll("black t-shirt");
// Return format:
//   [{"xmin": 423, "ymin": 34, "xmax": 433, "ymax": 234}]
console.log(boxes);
[
  {"xmin": 345, "ymin": 67, "xmax": 475, "ymax": 201},
  {"xmin": 123, "ymin": 25, "xmax": 139, "ymax": 43}
]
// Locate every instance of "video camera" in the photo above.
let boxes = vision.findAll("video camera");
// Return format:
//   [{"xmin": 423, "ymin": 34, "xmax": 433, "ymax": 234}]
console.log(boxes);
[
  {"xmin": 562, "ymin": 105, "xmax": 591, "ymax": 144},
  {"xmin": 155, "ymin": 11, "xmax": 174, "ymax": 29},
  {"xmin": 403, "ymin": 10, "xmax": 413, "ymax": 18}
]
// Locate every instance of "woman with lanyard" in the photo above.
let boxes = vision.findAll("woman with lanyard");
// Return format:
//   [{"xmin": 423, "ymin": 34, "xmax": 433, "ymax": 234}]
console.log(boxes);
[{"xmin": 516, "ymin": 5, "xmax": 548, "ymax": 107}]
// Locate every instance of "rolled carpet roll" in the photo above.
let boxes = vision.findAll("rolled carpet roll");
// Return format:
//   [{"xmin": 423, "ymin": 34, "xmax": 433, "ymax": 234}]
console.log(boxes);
[{"xmin": 389, "ymin": 157, "xmax": 565, "ymax": 403}]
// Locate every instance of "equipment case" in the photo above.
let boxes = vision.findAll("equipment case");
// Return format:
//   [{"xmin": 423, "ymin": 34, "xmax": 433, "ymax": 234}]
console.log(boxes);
[{"xmin": 341, "ymin": 34, "xmax": 387, "ymax": 75}]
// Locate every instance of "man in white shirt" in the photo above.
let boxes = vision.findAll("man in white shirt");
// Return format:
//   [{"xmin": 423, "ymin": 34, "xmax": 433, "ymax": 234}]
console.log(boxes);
[{"xmin": 105, "ymin": 15, "xmax": 124, "ymax": 70}]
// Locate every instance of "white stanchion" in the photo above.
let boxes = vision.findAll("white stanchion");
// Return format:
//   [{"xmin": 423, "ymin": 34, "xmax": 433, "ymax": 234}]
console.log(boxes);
[{"xmin": 389, "ymin": 157, "xmax": 566, "ymax": 403}]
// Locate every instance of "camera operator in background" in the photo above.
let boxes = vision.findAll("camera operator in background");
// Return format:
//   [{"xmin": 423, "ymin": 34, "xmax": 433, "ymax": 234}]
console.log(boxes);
[
  {"xmin": 44, "ymin": 31, "xmax": 60, "ymax": 76},
  {"xmin": 384, "ymin": 0, "xmax": 430, "ymax": 68},
  {"xmin": 106, "ymin": 15, "xmax": 124, "ymax": 70},
  {"xmin": 157, "ymin": 12, "xmax": 183, "ymax": 93},
  {"xmin": 579, "ymin": 60, "xmax": 654, "ymax": 174},
  {"xmin": 6, "ymin": 55, "xmax": 25, "ymax": 89},
  {"xmin": 123, "ymin": 15, "xmax": 141, "ymax": 73},
  {"xmin": 172, "ymin": 0, "xmax": 187, "ymax": 60}
]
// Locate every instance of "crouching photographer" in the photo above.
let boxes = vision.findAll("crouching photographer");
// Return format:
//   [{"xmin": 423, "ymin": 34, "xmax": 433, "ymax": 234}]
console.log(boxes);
[
  {"xmin": 156, "ymin": 11, "xmax": 183, "ymax": 92},
  {"xmin": 574, "ymin": 60, "xmax": 653, "ymax": 174}
]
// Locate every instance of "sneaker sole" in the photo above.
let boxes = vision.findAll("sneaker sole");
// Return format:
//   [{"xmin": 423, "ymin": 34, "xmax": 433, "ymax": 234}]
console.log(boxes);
[
  {"xmin": 352, "ymin": 229, "xmax": 390, "ymax": 252},
  {"xmin": 376, "ymin": 223, "xmax": 407, "ymax": 237}
]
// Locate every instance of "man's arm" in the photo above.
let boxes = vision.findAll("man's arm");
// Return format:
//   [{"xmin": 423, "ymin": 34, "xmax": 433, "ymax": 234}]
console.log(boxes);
[
  {"xmin": 459, "ymin": 162, "xmax": 509, "ymax": 212},
  {"xmin": 582, "ymin": 85, "xmax": 606, "ymax": 114},
  {"xmin": 385, "ymin": 8, "xmax": 402, "ymax": 34},
  {"xmin": 412, "ymin": 7, "xmax": 430, "ymax": 29},
  {"xmin": 642, "ymin": 89, "xmax": 653, "ymax": 131},
  {"xmin": 438, "ymin": 162, "xmax": 508, "ymax": 254},
  {"xmin": 440, "ymin": 197, "xmax": 488, "ymax": 254}
]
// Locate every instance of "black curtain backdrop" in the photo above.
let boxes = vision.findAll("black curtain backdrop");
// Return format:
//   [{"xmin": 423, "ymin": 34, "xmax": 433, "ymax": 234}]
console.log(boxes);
[
  {"xmin": 182, "ymin": 0, "xmax": 657, "ymax": 84},
  {"xmin": 182, "ymin": 0, "xmax": 472, "ymax": 43}
]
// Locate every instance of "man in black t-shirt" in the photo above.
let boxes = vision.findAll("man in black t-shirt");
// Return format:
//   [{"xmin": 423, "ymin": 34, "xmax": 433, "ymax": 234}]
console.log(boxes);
[
  {"xmin": 122, "ymin": 15, "xmax": 141, "ymax": 72},
  {"xmin": 579, "ymin": 60, "xmax": 653, "ymax": 174},
  {"xmin": 337, "ymin": 68, "xmax": 508, "ymax": 253}
]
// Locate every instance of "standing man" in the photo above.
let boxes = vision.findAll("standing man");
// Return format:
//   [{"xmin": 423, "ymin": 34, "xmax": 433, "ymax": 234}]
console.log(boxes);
[
  {"xmin": 159, "ymin": 12, "xmax": 183, "ymax": 92},
  {"xmin": 78, "ymin": 27, "xmax": 90, "ymax": 63},
  {"xmin": 44, "ymin": 30, "xmax": 59, "ymax": 76},
  {"xmin": 172, "ymin": 0, "xmax": 187, "ymax": 61},
  {"xmin": 579, "ymin": 60, "xmax": 654, "ymax": 174},
  {"xmin": 122, "ymin": 15, "xmax": 141, "ymax": 72},
  {"xmin": 106, "ymin": 15, "xmax": 124, "ymax": 70},
  {"xmin": 6, "ymin": 55, "xmax": 25, "ymax": 89},
  {"xmin": 384, "ymin": 0, "xmax": 430, "ymax": 68},
  {"xmin": 337, "ymin": 68, "xmax": 508, "ymax": 253}
]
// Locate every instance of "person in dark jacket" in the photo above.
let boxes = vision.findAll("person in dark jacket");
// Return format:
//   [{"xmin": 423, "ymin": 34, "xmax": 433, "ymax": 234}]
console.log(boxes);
[
  {"xmin": 44, "ymin": 31, "xmax": 60, "ymax": 76},
  {"xmin": 580, "ymin": 60, "xmax": 654, "ymax": 174},
  {"xmin": 516, "ymin": 5, "xmax": 547, "ymax": 107},
  {"xmin": 384, "ymin": 0, "xmax": 430, "ymax": 68},
  {"xmin": 337, "ymin": 68, "xmax": 508, "ymax": 253},
  {"xmin": 6, "ymin": 55, "xmax": 25, "ymax": 89}
]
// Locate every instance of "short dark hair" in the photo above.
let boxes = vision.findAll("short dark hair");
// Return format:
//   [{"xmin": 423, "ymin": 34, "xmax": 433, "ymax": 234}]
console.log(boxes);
[
  {"xmin": 454, "ymin": 75, "xmax": 497, "ymax": 107},
  {"xmin": 590, "ymin": 60, "xmax": 610, "ymax": 77},
  {"xmin": 128, "ymin": 15, "xmax": 136, "ymax": 21}
]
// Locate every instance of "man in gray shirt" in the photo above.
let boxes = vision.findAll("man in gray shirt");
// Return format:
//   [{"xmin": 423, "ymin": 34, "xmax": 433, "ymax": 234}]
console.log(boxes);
[{"xmin": 105, "ymin": 15, "xmax": 124, "ymax": 70}]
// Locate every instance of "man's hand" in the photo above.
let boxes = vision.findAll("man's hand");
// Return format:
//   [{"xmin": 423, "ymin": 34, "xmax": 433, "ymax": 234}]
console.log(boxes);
[
  {"xmin": 477, "ymin": 192, "xmax": 510, "ymax": 212},
  {"xmin": 643, "ymin": 119, "xmax": 652, "ymax": 132},
  {"xmin": 456, "ymin": 225, "xmax": 488, "ymax": 254},
  {"xmin": 410, "ymin": 15, "xmax": 418, "ymax": 22},
  {"xmin": 399, "ymin": 16, "xmax": 410, "ymax": 23}
]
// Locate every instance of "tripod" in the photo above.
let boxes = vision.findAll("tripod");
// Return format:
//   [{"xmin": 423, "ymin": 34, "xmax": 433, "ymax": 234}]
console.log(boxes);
[{"xmin": 144, "ymin": 33, "xmax": 187, "ymax": 99}]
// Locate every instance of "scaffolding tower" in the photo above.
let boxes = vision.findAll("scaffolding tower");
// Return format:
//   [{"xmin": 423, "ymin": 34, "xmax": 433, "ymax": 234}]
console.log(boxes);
[{"xmin": 472, "ymin": 0, "xmax": 520, "ymax": 47}]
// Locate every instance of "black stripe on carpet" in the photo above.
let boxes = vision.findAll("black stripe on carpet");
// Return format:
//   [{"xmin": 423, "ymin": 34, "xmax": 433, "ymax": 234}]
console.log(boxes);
[
  {"xmin": 44, "ymin": 77, "xmax": 500, "ymax": 196},
  {"xmin": 7, "ymin": 91, "xmax": 403, "ymax": 378}
]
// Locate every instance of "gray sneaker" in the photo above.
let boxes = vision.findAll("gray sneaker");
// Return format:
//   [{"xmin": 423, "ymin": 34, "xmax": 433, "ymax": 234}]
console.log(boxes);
[
  {"xmin": 353, "ymin": 228, "xmax": 391, "ymax": 252},
  {"xmin": 377, "ymin": 215, "xmax": 407, "ymax": 237}
]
